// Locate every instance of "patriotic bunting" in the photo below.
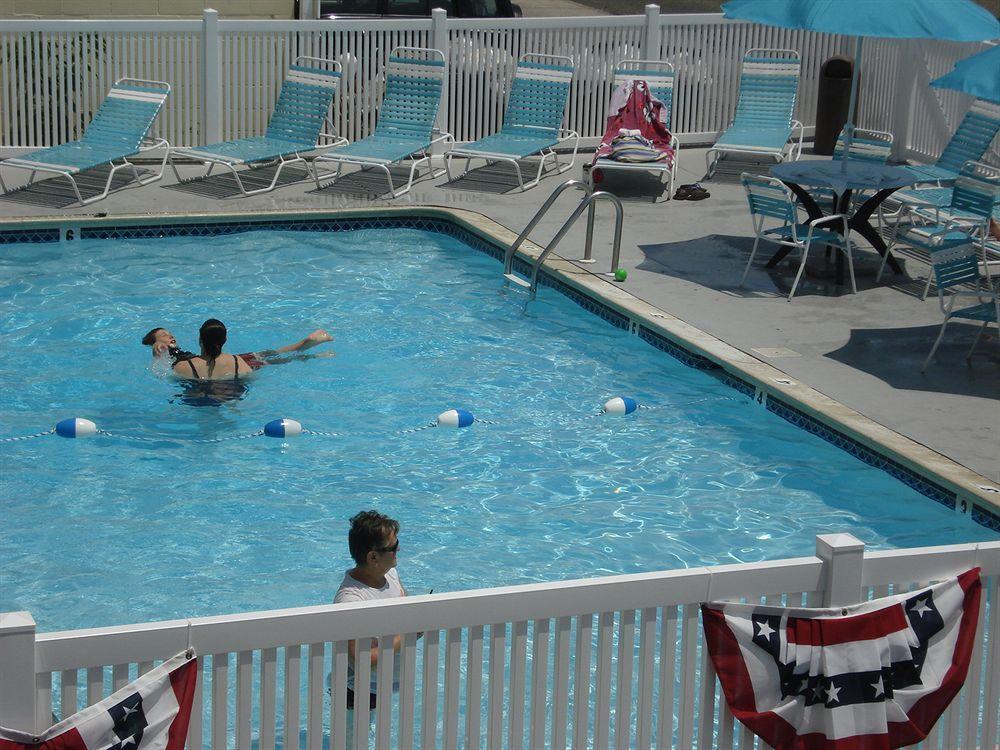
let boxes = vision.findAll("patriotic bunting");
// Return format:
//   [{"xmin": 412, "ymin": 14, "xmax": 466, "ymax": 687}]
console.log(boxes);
[{"xmin": 702, "ymin": 569, "xmax": 981, "ymax": 749}]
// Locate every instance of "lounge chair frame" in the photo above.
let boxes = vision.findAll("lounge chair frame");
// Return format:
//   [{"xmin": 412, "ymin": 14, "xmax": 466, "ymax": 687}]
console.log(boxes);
[
  {"xmin": 312, "ymin": 47, "xmax": 453, "ymax": 198},
  {"xmin": 445, "ymin": 53, "xmax": 578, "ymax": 192},
  {"xmin": 0, "ymin": 77, "xmax": 170, "ymax": 206},
  {"xmin": 167, "ymin": 57, "xmax": 347, "ymax": 197},
  {"xmin": 589, "ymin": 59, "xmax": 679, "ymax": 201},
  {"xmin": 706, "ymin": 49, "xmax": 803, "ymax": 177}
]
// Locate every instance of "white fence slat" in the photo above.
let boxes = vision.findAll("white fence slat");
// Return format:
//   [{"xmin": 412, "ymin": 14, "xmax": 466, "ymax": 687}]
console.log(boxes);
[
  {"xmin": 508, "ymin": 620, "xmax": 529, "ymax": 750},
  {"xmin": 982, "ymin": 576, "xmax": 1000, "ymax": 750},
  {"xmin": 87, "ymin": 666, "xmax": 102, "ymax": 705},
  {"xmin": 307, "ymin": 642, "xmax": 325, "ymax": 750},
  {"xmin": 551, "ymin": 616, "xmax": 572, "ymax": 750},
  {"xmin": 614, "ymin": 609, "xmax": 635, "ymax": 750},
  {"xmin": 60, "ymin": 669, "xmax": 78, "ymax": 721},
  {"xmin": 285, "ymin": 645, "xmax": 302, "ymax": 750},
  {"xmin": 328, "ymin": 642, "xmax": 346, "ymax": 750},
  {"xmin": 35, "ymin": 672, "xmax": 52, "ymax": 733},
  {"xmin": 572, "ymin": 613, "xmax": 594, "ymax": 750},
  {"xmin": 112, "ymin": 663, "xmax": 128, "ymax": 691},
  {"xmin": 260, "ymin": 647, "xmax": 277, "ymax": 750},
  {"xmin": 211, "ymin": 654, "xmax": 228, "ymax": 750},
  {"xmin": 421, "ymin": 630, "xmax": 440, "ymax": 750},
  {"xmin": 719, "ymin": 700, "xmax": 735, "ymax": 750},
  {"xmin": 398, "ymin": 634, "xmax": 418, "ymax": 750},
  {"xmin": 487, "ymin": 623, "xmax": 505, "ymax": 750},
  {"xmin": 594, "ymin": 611, "xmax": 614, "ymax": 749},
  {"xmin": 352, "ymin": 637, "xmax": 371, "ymax": 750},
  {"xmin": 635, "ymin": 607, "xmax": 657, "ymax": 750},
  {"xmin": 656, "ymin": 605, "xmax": 677, "ymax": 750},
  {"xmin": 961, "ymin": 577, "xmax": 988, "ymax": 750},
  {"xmin": 187, "ymin": 658, "xmax": 203, "ymax": 750},
  {"xmin": 465, "ymin": 625, "xmax": 484, "ymax": 750},
  {"xmin": 443, "ymin": 627, "xmax": 462, "ymax": 750},
  {"xmin": 529, "ymin": 618, "xmax": 551, "ymax": 750},
  {"xmin": 677, "ymin": 605, "xmax": 698, "ymax": 749},
  {"xmin": 697, "ymin": 631, "xmax": 717, "ymax": 749},
  {"xmin": 236, "ymin": 650, "xmax": 253, "ymax": 750},
  {"xmin": 376, "ymin": 635, "xmax": 395, "ymax": 750}
]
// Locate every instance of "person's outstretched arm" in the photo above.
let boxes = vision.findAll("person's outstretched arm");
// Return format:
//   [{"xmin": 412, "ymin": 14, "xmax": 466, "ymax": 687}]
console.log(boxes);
[{"xmin": 271, "ymin": 329, "xmax": 333, "ymax": 354}]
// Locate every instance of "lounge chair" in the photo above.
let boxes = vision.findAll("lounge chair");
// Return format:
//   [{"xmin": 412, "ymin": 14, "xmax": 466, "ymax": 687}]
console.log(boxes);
[
  {"xmin": 312, "ymin": 47, "xmax": 452, "ymax": 198},
  {"xmin": 880, "ymin": 161, "xmax": 1000, "ymax": 300},
  {"xmin": 0, "ymin": 78, "xmax": 170, "ymax": 206},
  {"xmin": 445, "ymin": 53, "xmax": 577, "ymax": 191},
  {"xmin": 167, "ymin": 58, "xmax": 347, "ymax": 196},
  {"xmin": 706, "ymin": 49, "xmax": 803, "ymax": 177},
  {"xmin": 740, "ymin": 173, "xmax": 854, "ymax": 301},
  {"xmin": 589, "ymin": 59, "xmax": 679, "ymax": 199},
  {"xmin": 901, "ymin": 98, "xmax": 1000, "ymax": 186}
]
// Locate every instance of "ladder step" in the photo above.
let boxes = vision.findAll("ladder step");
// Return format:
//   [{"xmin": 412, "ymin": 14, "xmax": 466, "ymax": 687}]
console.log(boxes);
[{"xmin": 504, "ymin": 273, "xmax": 532, "ymax": 289}]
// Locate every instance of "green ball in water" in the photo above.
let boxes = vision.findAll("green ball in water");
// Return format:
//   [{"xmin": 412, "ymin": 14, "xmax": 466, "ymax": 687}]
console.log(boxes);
[{"xmin": 614, "ymin": 268, "xmax": 628, "ymax": 282}]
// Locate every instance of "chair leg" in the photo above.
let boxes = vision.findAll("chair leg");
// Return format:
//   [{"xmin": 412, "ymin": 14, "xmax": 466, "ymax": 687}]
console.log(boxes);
[
  {"xmin": 740, "ymin": 235, "xmax": 761, "ymax": 287},
  {"xmin": 921, "ymin": 272, "xmax": 935, "ymax": 301},
  {"xmin": 965, "ymin": 320, "xmax": 991, "ymax": 363},
  {"xmin": 788, "ymin": 245, "xmax": 809, "ymax": 301},
  {"xmin": 921, "ymin": 318, "xmax": 950, "ymax": 373},
  {"xmin": 843, "ymin": 238, "xmax": 857, "ymax": 295}
]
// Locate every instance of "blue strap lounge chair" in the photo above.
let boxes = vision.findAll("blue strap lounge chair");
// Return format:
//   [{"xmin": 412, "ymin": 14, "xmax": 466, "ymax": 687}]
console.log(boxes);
[
  {"xmin": 901, "ymin": 98, "xmax": 1000, "ymax": 186},
  {"xmin": 706, "ymin": 49, "xmax": 803, "ymax": 177},
  {"xmin": 0, "ymin": 78, "xmax": 170, "ymax": 206},
  {"xmin": 589, "ymin": 59, "xmax": 679, "ymax": 200},
  {"xmin": 880, "ymin": 161, "xmax": 1000, "ymax": 301},
  {"xmin": 312, "ymin": 47, "xmax": 453, "ymax": 198},
  {"xmin": 445, "ymin": 53, "xmax": 577, "ymax": 192},
  {"xmin": 167, "ymin": 58, "xmax": 347, "ymax": 196}
]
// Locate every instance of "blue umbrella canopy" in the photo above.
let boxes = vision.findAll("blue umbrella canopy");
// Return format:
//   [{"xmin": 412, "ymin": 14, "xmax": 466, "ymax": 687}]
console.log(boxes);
[
  {"xmin": 931, "ymin": 44, "xmax": 1000, "ymax": 103},
  {"xmin": 721, "ymin": 0, "xmax": 1000, "ymax": 41}
]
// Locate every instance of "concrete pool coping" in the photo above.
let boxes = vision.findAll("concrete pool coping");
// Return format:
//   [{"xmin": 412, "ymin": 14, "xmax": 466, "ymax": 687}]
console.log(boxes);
[{"xmin": 2, "ymin": 203, "xmax": 998, "ymax": 525}]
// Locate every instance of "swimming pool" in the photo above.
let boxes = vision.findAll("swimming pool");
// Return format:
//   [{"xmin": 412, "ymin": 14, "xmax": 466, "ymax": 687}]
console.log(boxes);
[{"xmin": 1, "ymin": 216, "xmax": 997, "ymax": 633}]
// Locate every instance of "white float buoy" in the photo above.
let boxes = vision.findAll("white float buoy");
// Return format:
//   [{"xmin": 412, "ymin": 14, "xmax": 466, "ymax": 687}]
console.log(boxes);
[
  {"xmin": 437, "ymin": 409, "xmax": 475, "ymax": 428},
  {"xmin": 55, "ymin": 418, "xmax": 98, "ymax": 438},
  {"xmin": 603, "ymin": 397, "xmax": 638, "ymax": 415},
  {"xmin": 264, "ymin": 418, "xmax": 303, "ymax": 438}
]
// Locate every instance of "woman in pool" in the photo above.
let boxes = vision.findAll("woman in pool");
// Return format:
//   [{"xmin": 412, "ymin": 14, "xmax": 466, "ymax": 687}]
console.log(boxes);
[
  {"xmin": 143, "ymin": 324, "xmax": 333, "ymax": 370},
  {"xmin": 171, "ymin": 319, "xmax": 253, "ymax": 381}
]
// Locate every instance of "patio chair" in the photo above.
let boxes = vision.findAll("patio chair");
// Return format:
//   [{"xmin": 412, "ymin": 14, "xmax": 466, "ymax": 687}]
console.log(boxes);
[
  {"xmin": 740, "ymin": 173, "xmax": 855, "ymax": 300},
  {"xmin": 312, "ymin": 47, "xmax": 453, "ymax": 198},
  {"xmin": 445, "ymin": 53, "xmax": 577, "ymax": 191},
  {"xmin": 706, "ymin": 49, "xmax": 803, "ymax": 178},
  {"xmin": 920, "ymin": 240, "xmax": 998, "ymax": 372},
  {"xmin": 833, "ymin": 127, "xmax": 893, "ymax": 164},
  {"xmin": 879, "ymin": 161, "xmax": 1000, "ymax": 299},
  {"xmin": 167, "ymin": 58, "xmax": 347, "ymax": 196},
  {"xmin": 588, "ymin": 59, "xmax": 679, "ymax": 199},
  {"xmin": 901, "ymin": 98, "xmax": 1000, "ymax": 186},
  {"xmin": 0, "ymin": 78, "xmax": 170, "ymax": 206}
]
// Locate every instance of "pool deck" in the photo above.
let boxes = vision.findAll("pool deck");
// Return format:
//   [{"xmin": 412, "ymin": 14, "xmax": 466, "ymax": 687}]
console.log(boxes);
[{"xmin": 0, "ymin": 147, "xmax": 998, "ymax": 488}]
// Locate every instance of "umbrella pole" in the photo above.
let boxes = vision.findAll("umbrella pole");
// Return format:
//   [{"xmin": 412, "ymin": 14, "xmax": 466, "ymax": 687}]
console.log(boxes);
[{"xmin": 842, "ymin": 36, "xmax": 863, "ymax": 172}]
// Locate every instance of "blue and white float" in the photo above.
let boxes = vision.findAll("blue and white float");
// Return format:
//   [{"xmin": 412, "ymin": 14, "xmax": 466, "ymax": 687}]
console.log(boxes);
[
  {"xmin": 437, "ymin": 409, "xmax": 475, "ymax": 428},
  {"xmin": 263, "ymin": 418, "xmax": 303, "ymax": 438},
  {"xmin": 55, "ymin": 418, "xmax": 98, "ymax": 438},
  {"xmin": 603, "ymin": 397, "xmax": 638, "ymax": 415}
]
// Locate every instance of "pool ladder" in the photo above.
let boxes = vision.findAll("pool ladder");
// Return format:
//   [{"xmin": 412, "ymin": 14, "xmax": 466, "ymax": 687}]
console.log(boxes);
[{"xmin": 503, "ymin": 179, "xmax": 624, "ymax": 299}]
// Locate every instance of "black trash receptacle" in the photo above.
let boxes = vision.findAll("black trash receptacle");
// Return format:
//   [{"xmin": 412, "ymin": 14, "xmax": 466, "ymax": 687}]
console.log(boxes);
[{"xmin": 814, "ymin": 56, "xmax": 856, "ymax": 155}]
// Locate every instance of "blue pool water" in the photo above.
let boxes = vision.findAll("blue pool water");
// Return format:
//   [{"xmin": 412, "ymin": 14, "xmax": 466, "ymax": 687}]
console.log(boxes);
[{"xmin": 1, "ymin": 225, "xmax": 996, "ymax": 632}]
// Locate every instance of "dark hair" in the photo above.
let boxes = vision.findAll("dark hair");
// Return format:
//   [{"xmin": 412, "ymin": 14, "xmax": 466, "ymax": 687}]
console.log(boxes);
[
  {"xmin": 142, "ymin": 327, "xmax": 164, "ymax": 346},
  {"xmin": 199, "ymin": 319, "xmax": 227, "ymax": 363},
  {"xmin": 348, "ymin": 510, "xmax": 399, "ymax": 566}
]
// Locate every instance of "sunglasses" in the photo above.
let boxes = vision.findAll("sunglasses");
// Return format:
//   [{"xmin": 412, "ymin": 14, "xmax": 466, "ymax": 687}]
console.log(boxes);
[{"xmin": 376, "ymin": 539, "xmax": 400, "ymax": 554}]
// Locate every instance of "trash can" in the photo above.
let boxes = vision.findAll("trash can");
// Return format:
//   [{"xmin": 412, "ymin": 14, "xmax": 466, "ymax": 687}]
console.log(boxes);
[{"xmin": 814, "ymin": 56, "xmax": 856, "ymax": 155}]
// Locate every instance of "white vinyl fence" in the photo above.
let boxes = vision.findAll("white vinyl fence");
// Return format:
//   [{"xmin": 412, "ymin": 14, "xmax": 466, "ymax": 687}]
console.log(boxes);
[
  {"xmin": 0, "ymin": 9, "xmax": 989, "ymax": 162},
  {"xmin": 1, "ymin": 534, "xmax": 998, "ymax": 750}
]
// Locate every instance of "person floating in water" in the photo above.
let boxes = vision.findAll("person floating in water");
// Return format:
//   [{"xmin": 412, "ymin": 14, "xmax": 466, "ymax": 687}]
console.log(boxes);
[{"xmin": 142, "ymin": 322, "xmax": 334, "ymax": 375}]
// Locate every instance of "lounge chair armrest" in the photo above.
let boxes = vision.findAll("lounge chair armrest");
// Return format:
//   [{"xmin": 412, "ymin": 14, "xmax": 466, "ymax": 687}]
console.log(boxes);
[
  {"xmin": 789, "ymin": 120, "xmax": 805, "ymax": 161},
  {"xmin": 809, "ymin": 213, "xmax": 848, "ymax": 227},
  {"xmin": 139, "ymin": 136, "xmax": 170, "ymax": 152}
]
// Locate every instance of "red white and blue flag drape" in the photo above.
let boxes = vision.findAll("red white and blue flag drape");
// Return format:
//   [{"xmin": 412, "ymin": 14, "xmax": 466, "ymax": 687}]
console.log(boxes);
[
  {"xmin": 0, "ymin": 652, "xmax": 197, "ymax": 750},
  {"xmin": 702, "ymin": 569, "xmax": 981, "ymax": 750}
]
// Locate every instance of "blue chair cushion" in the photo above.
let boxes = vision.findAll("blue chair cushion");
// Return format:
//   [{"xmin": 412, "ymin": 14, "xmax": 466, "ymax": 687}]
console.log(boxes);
[
  {"xmin": 899, "ymin": 224, "xmax": 977, "ymax": 249},
  {"xmin": 323, "ymin": 136, "xmax": 430, "ymax": 164},
  {"xmin": 452, "ymin": 132, "xmax": 560, "ymax": 160},
  {"xmin": 951, "ymin": 301, "xmax": 999, "ymax": 323},
  {"xmin": 179, "ymin": 137, "xmax": 314, "ymax": 165},
  {"xmin": 6, "ymin": 141, "xmax": 141, "ymax": 173},
  {"xmin": 902, "ymin": 164, "xmax": 958, "ymax": 185},
  {"xmin": 714, "ymin": 125, "xmax": 793, "ymax": 154}
]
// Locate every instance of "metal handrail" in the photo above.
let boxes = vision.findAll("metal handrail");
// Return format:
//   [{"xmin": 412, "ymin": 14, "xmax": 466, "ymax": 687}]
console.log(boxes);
[{"xmin": 503, "ymin": 180, "xmax": 625, "ymax": 299}]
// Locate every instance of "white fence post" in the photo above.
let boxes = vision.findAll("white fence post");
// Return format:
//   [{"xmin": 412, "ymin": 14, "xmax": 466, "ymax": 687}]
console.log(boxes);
[
  {"xmin": 432, "ymin": 7, "xmax": 449, "ymax": 153},
  {"xmin": 201, "ymin": 9, "xmax": 222, "ymax": 145},
  {"xmin": 0, "ymin": 612, "xmax": 38, "ymax": 733},
  {"xmin": 643, "ymin": 5, "xmax": 661, "ymax": 61},
  {"xmin": 890, "ymin": 39, "xmax": 917, "ymax": 161},
  {"xmin": 816, "ymin": 533, "xmax": 865, "ymax": 608}
]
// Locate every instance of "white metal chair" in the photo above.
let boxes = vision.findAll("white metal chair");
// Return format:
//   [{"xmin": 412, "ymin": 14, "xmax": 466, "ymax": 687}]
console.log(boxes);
[{"xmin": 740, "ymin": 173, "xmax": 854, "ymax": 301}]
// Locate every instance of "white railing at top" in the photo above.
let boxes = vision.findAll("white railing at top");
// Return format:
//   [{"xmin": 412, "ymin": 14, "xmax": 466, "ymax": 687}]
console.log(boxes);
[
  {"xmin": 0, "ymin": 10, "xmax": 992, "ymax": 162},
  {"xmin": 1, "ymin": 535, "xmax": 998, "ymax": 750}
]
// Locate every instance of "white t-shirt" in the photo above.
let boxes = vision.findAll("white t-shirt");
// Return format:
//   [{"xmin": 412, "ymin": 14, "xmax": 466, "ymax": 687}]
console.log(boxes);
[{"xmin": 334, "ymin": 568, "xmax": 404, "ymax": 692}]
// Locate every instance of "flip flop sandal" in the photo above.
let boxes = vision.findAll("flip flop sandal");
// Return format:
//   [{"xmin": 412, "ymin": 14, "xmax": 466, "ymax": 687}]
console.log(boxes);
[
  {"xmin": 673, "ymin": 185, "xmax": 694, "ymax": 200},
  {"xmin": 686, "ymin": 184, "xmax": 711, "ymax": 201}
]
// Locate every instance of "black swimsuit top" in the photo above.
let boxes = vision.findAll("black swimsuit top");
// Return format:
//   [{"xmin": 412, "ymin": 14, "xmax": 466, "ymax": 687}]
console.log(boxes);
[{"xmin": 187, "ymin": 354, "xmax": 241, "ymax": 382}]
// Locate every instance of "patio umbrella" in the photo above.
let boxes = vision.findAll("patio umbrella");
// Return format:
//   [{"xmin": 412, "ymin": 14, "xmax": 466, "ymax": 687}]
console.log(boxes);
[
  {"xmin": 721, "ymin": 0, "xmax": 1000, "ymax": 166},
  {"xmin": 931, "ymin": 43, "xmax": 1000, "ymax": 104}
]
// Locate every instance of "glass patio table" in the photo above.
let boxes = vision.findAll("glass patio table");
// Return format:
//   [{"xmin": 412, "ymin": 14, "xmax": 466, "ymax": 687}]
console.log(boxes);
[{"xmin": 768, "ymin": 160, "xmax": 917, "ymax": 279}]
